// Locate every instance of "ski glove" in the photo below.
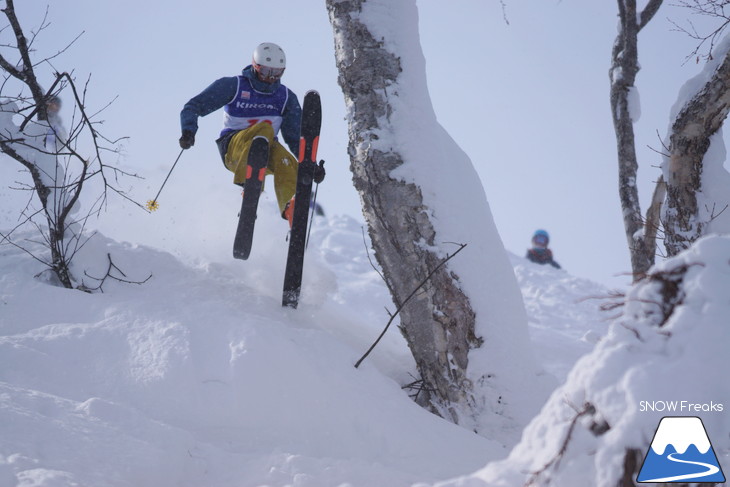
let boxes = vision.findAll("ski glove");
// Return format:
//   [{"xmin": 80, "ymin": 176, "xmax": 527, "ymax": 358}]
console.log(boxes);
[
  {"xmin": 179, "ymin": 130, "xmax": 195, "ymax": 150},
  {"xmin": 313, "ymin": 160, "xmax": 326, "ymax": 184}
]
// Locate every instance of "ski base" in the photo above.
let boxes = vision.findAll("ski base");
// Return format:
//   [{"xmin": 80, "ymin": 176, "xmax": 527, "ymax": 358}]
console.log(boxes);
[{"xmin": 233, "ymin": 136, "xmax": 269, "ymax": 260}]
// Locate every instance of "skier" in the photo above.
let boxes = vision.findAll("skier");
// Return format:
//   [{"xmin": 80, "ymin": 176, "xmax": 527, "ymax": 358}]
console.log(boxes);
[
  {"xmin": 178, "ymin": 42, "xmax": 324, "ymax": 225},
  {"xmin": 44, "ymin": 95, "xmax": 67, "ymax": 152},
  {"xmin": 526, "ymin": 229, "xmax": 561, "ymax": 269},
  {"xmin": 42, "ymin": 94, "xmax": 80, "ymax": 230}
]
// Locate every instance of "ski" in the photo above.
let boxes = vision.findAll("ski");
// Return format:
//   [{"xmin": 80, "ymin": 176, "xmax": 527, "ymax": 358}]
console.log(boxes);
[
  {"xmin": 282, "ymin": 90, "xmax": 322, "ymax": 308},
  {"xmin": 232, "ymin": 135, "xmax": 269, "ymax": 260}
]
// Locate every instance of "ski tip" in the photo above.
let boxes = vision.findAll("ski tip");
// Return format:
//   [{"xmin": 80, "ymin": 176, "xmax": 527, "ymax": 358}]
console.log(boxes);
[{"xmin": 303, "ymin": 91, "xmax": 321, "ymax": 107}]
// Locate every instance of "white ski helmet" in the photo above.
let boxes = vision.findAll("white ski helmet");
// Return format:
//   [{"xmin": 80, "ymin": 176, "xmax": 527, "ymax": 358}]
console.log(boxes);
[{"xmin": 252, "ymin": 42, "xmax": 286, "ymax": 83}]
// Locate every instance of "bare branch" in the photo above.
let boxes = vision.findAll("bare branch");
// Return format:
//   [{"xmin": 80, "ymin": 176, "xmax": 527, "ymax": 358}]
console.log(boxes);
[
  {"xmin": 79, "ymin": 253, "xmax": 152, "ymax": 293},
  {"xmin": 354, "ymin": 243, "xmax": 468, "ymax": 369},
  {"xmin": 639, "ymin": 0, "xmax": 665, "ymax": 29},
  {"xmin": 0, "ymin": 229, "xmax": 52, "ymax": 267},
  {"xmin": 524, "ymin": 402, "xmax": 604, "ymax": 487},
  {"xmin": 671, "ymin": 0, "xmax": 730, "ymax": 62},
  {"xmin": 1, "ymin": 0, "xmax": 48, "ymax": 118},
  {"xmin": 0, "ymin": 135, "xmax": 50, "ymax": 206}
]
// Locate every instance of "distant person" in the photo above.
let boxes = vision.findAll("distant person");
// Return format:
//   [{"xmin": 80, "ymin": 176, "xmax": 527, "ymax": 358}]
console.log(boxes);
[
  {"xmin": 42, "ymin": 94, "xmax": 79, "ymax": 226},
  {"xmin": 44, "ymin": 95, "xmax": 67, "ymax": 152},
  {"xmin": 526, "ymin": 229, "xmax": 561, "ymax": 269},
  {"xmin": 178, "ymin": 42, "xmax": 324, "ymax": 226}
]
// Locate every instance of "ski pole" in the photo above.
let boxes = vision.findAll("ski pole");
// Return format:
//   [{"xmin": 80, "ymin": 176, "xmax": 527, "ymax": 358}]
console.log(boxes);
[
  {"xmin": 305, "ymin": 160, "xmax": 325, "ymax": 249},
  {"xmin": 146, "ymin": 148, "xmax": 184, "ymax": 211}
]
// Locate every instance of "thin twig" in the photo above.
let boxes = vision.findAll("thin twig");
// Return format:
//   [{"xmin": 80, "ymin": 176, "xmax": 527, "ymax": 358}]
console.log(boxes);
[
  {"xmin": 354, "ymin": 243, "xmax": 467, "ymax": 368},
  {"xmin": 80, "ymin": 253, "xmax": 152, "ymax": 293},
  {"xmin": 524, "ymin": 402, "xmax": 598, "ymax": 486}
]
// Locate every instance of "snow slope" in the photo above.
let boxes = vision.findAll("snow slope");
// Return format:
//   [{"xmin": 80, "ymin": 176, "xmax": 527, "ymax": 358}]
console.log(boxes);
[{"xmin": 0, "ymin": 197, "xmax": 608, "ymax": 487}]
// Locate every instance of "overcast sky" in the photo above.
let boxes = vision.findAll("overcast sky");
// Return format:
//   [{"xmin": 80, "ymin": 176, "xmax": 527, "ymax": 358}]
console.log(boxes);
[{"xmin": 3, "ymin": 0, "xmax": 725, "ymax": 288}]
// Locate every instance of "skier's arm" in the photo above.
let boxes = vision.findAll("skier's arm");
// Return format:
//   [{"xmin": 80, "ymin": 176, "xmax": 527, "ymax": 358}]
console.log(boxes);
[
  {"xmin": 180, "ymin": 77, "xmax": 238, "ymax": 135},
  {"xmin": 279, "ymin": 89, "xmax": 302, "ymax": 155}
]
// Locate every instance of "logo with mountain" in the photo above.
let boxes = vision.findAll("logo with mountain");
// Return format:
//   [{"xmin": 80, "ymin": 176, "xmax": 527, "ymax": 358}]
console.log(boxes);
[{"xmin": 637, "ymin": 416, "xmax": 726, "ymax": 483}]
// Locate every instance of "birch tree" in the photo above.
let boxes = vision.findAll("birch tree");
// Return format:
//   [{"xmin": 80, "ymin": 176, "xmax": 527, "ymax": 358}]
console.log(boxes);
[
  {"xmin": 326, "ymin": 0, "xmax": 543, "ymax": 436},
  {"xmin": 611, "ymin": 0, "xmax": 730, "ymax": 277},
  {"xmin": 610, "ymin": 0, "xmax": 664, "ymax": 280},
  {"xmin": 662, "ymin": 4, "xmax": 730, "ymax": 255}
]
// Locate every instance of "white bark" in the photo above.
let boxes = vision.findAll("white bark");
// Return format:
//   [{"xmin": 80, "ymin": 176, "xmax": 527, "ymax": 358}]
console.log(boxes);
[
  {"xmin": 326, "ymin": 0, "xmax": 546, "ymax": 440},
  {"xmin": 609, "ymin": 0, "xmax": 664, "ymax": 279},
  {"xmin": 326, "ymin": 0, "xmax": 480, "ymax": 425},
  {"xmin": 663, "ymin": 45, "xmax": 730, "ymax": 255}
]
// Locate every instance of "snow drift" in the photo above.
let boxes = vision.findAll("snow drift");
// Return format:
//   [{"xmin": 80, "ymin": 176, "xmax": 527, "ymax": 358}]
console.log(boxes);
[{"xmin": 1, "ymin": 199, "xmax": 611, "ymax": 487}]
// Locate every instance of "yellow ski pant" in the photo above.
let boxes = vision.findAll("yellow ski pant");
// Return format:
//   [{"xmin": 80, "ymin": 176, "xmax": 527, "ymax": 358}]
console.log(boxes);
[{"xmin": 223, "ymin": 122, "xmax": 298, "ymax": 214}]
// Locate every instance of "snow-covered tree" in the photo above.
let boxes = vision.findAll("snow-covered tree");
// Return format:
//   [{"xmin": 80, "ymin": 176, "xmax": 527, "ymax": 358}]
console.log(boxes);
[
  {"xmin": 440, "ymin": 234, "xmax": 729, "ymax": 487},
  {"xmin": 611, "ymin": 0, "xmax": 730, "ymax": 278},
  {"xmin": 662, "ymin": 34, "xmax": 730, "ymax": 256},
  {"xmin": 326, "ymin": 0, "xmax": 549, "ymax": 440}
]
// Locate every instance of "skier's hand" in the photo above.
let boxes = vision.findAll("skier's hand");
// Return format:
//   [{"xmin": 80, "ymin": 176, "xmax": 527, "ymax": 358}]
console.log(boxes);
[
  {"xmin": 179, "ymin": 130, "xmax": 195, "ymax": 150},
  {"xmin": 313, "ymin": 160, "xmax": 326, "ymax": 184}
]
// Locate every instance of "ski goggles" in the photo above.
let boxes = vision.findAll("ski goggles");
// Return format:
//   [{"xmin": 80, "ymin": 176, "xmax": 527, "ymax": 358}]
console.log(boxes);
[
  {"xmin": 253, "ymin": 63, "xmax": 285, "ymax": 82},
  {"xmin": 533, "ymin": 235, "xmax": 549, "ymax": 246}
]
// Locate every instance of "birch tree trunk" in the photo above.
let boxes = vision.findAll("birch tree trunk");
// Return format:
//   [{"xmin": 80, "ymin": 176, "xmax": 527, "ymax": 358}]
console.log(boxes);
[
  {"xmin": 663, "ymin": 46, "xmax": 730, "ymax": 255},
  {"xmin": 609, "ymin": 0, "xmax": 663, "ymax": 280},
  {"xmin": 326, "ymin": 0, "xmax": 480, "ymax": 424}
]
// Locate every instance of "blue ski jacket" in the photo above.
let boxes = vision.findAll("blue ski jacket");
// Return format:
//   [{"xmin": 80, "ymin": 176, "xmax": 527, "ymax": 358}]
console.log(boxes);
[{"xmin": 180, "ymin": 65, "xmax": 302, "ymax": 154}]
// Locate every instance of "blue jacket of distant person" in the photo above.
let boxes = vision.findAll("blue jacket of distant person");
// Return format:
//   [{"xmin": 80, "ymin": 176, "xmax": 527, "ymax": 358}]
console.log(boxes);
[{"xmin": 180, "ymin": 65, "xmax": 301, "ymax": 156}]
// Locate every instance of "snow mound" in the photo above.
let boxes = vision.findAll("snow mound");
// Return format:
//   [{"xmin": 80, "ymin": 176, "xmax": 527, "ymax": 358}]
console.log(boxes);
[
  {"xmin": 509, "ymin": 254, "xmax": 613, "ymax": 381},
  {"xmin": 441, "ymin": 235, "xmax": 730, "ymax": 487},
  {"xmin": 1, "ymin": 211, "xmax": 612, "ymax": 486},
  {"xmin": 0, "ymin": 220, "xmax": 499, "ymax": 487}
]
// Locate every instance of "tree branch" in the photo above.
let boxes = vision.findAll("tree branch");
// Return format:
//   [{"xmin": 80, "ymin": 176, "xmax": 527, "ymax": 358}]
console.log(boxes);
[
  {"xmin": 354, "ymin": 243, "xmax": 467, "ymax": 369},
  {"xmin": 79, "ymin": 253, "xmax": 152, "ymax": 293},
  {"xmin": 639, "ymin": 0, "xmax": 664, "ymax": 30},
  {"xmin": 524, "ymin": 402, "xmax": 603, "ymax": 487},
  {"xmin": 2, "ymin": 0, "xmax": 48, "ymax": 118}
]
